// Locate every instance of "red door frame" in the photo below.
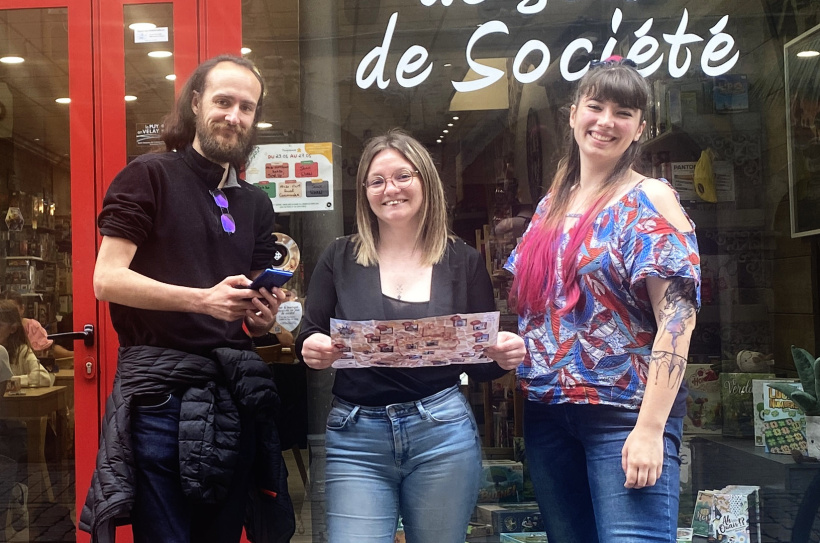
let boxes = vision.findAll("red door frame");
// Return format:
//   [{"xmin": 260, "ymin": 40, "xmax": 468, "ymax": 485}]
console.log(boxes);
[
  {"xmin": 0, "ymin": 0, "xmax": 96, "ymax": 537},
  {"xmin": 200, "ymin": 0, "xmax": 241, "ymax": 58}
]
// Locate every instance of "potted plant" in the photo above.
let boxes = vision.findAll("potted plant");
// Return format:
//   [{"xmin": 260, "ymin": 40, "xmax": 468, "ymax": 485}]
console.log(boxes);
[{"xmin": 771, "ymin": 346, "xmax": 820, "ymax": 458}]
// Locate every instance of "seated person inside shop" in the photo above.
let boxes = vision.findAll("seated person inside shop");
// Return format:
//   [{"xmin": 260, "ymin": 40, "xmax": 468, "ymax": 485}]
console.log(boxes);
[
  {"xmin": 0, "ymin": 345, "xmax": 11, "ymax": 396},
  {"xmin": 0, "ymin": 300, "xmax": 55, "ymax": 387},
  {"xmin": 2, "ymin": 291, "xmax": 73, "ymax": 360}
]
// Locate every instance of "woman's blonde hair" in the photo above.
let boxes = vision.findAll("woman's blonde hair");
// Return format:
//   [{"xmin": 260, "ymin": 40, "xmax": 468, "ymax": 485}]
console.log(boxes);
[
  {"xmin": 353, "ymin": 129, "xmax": 450, "ymax": 266},
  {"xmin": 0, "ymin": 300, "xmax": 32, "ymax": 359}
]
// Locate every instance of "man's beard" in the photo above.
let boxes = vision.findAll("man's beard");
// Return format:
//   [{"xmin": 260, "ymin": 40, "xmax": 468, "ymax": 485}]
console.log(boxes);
[{"xmin": 195, "ymin": 115, "xmax": 254, "ymax": 165}]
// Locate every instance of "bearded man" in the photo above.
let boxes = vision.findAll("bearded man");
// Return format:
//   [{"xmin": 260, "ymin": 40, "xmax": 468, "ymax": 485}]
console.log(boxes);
[{"xmin": 80, "ymin": 55, "xmax": 294, "ymax": 543}]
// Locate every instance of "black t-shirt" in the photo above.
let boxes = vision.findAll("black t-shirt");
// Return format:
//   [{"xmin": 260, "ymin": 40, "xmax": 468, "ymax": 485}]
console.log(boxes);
[
  {"xmin": 297, "ymin": 237, "xmax": 510, "ymax": 407},
  {"xmin": 97, "ymin": 145, "xmax": 277, "ymax": 355}
]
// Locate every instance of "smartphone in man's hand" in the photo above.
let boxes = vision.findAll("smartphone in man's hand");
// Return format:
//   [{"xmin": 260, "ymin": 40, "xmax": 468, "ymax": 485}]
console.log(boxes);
[{"xmin": 248, "ymin": 268, "xmax": 293, "ymax": 291}]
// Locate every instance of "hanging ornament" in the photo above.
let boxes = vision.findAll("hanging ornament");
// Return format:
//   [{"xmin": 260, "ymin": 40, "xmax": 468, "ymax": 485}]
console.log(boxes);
[{"xmin": 5, "ymin": 207, "xmax": 24, "ymax": 231}]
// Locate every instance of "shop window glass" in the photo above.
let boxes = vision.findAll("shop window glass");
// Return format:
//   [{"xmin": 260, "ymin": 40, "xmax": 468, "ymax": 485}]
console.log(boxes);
[{"xmin": 242, "ymin": 1, "xmax": 820, "ymax": 541}]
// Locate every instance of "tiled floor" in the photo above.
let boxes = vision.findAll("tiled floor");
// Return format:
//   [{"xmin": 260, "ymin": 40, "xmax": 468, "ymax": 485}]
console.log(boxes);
[{"xmin": 2, "ymin": 457, "xmax": 75, "ymax": 542}]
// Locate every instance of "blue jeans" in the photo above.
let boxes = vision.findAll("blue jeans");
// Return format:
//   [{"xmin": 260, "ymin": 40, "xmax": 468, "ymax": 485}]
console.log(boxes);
[
  {"xmin": 130, "ymin": 393, "xmax": 254, "ymax": 543},
  {"xmin": 523, "ymin": 401, "xmax": 682, "ymax": 543},
  {"xmin": 324, "ymin": 385, "xmax": 482, "ymax": 543}
]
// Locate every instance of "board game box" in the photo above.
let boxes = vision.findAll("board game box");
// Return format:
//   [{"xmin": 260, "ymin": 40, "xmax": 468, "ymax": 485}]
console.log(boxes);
[
  {"xmin": 759, "ymin": 382, "xmax": 806, "ymax": 454},
  {"xmin": 478, "ymin": 460, "xmax": 524, "ymax": 503},
  {"xmin": 475, "ymin": 503, "xmax": 543, "ymax": 534},
  {"xmin": 721, "ymin": 373, "xmax": 774, "ymax": 437},
  {"xmin": 691, "ymin": 486, "xmax": 760, "ymax": 542},
  {"xmin": 499, "ymin": 533, "xmax": 548, "ymax": 542},
  {"xmin": 752, "ymin": 378, "xmax": 799, "ymax": 446},
  {"xmin": 683, "ymin": 364, "xmax": 722, "ymax": 434}
]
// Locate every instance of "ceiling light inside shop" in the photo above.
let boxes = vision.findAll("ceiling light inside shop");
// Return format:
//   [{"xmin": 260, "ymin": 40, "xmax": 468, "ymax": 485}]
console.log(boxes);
[
  {"xmin": 447, "ymin": 123, "xmax": 453, "ymax": 127},
  {"xmin": 443, "ymin": 129, "xmax": 449, "ymax": 134},
  {"xmin": 241, "ymin": 47, "xmax": 252, "ymax": 55},
  {"xmin": 453, "ymin": 116, "xmax": 459, "ymax": 120},
  {"xmin": 444, "ymin": 63, "xmax": 452, "ymax": 67},
  {"xmin": 124, "ymin": 95, "xmax": 137, "ymax": 102},
  {"xmin": 0, "ymin": 56, "xmax": 24, "ymax": 64},
  {"xmin": 436, "ymin": 139, "xmax": 442, "ymax": 143},
  {"xmin": 166, "ymin": 74, "xmax": 176, "ymax": 81},
  {"xmin": 148, "ymin": 50, "xmax": 173, "ymax": 58},
  {"xmin": 256, "ymin": 122, "xmax": 272, "ymax": 128},
  {"xmin": 55, "ymin": 97, "xmax": 71, "ymax": 104},
  {"xmin": 797, "ymin": 50, "xmax": 820, "ymax": 58},
  {"xmin": 129, "ymin": 22, "xmax": 156, "ymax": 31}
]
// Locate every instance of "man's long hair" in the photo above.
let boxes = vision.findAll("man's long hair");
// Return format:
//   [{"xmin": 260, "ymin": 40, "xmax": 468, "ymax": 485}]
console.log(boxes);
[{"xmin": 161, "ymin": 54, "xmax": 266, "ymax": 165}]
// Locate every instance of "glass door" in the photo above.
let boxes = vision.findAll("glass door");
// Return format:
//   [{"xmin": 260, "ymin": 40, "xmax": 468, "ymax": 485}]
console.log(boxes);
[{"xmin": 0, "ymin": 1, "xmax": 95, "ymax": 542}]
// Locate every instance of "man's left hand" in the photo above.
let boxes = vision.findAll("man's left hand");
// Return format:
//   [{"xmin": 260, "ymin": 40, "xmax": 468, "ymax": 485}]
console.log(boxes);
[{"xmin": 244, "ymin": 286, "xmax": 284, "ymax": 336}]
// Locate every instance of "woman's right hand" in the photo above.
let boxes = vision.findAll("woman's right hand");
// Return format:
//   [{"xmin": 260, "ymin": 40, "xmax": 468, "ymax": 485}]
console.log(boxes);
[{"xmin": 300, "ymin": 333, "xmax": 341, "ymax": 369}]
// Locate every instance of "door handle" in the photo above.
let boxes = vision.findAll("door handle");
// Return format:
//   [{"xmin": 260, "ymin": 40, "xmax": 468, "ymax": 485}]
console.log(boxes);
[{"xmin": 48, "ymin": 324, "xmax": 95, "ymax": 347}]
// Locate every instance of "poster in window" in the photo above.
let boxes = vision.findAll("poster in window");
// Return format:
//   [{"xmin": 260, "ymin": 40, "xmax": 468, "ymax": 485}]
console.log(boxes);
[{"xmin": 246, "ymin": 143, "xmax": 334, "ymax": 212}]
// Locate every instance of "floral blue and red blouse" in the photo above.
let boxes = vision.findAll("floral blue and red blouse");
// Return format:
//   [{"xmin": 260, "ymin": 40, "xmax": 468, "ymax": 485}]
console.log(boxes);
[{"xmin": 504, "ymin": 180, "xmax": 701, "ymax": 410}]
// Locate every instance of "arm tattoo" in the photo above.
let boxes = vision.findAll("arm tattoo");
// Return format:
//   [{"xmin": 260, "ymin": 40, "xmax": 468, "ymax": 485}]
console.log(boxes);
[
  {"xmin": 656, "ymin": 278, "xmax": 697, "ymax": 351},
  {"xmin": 650, "ymin": 278, "xmax": 696, "ymax": 389},
  {"xmin": 649, "ymin": 350, "xmax": 687, "ymax": 389}
]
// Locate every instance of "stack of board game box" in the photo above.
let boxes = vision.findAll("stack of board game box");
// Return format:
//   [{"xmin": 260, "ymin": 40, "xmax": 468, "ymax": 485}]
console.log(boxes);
[{"xmin": 691, "ymin": 485, "xmax": 760, "ymax": 543}]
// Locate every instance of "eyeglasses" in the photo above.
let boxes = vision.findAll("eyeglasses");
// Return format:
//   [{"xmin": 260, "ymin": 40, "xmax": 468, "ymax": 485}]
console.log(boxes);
[
  {"xmin": 210, "ymin": 189, "xmax": 236, "ymax": 234},
  {"xmin": 363, "ymin": 168, "xmax": 418, "ymax": 194},
  {"xmin": 590, "ymin": 56, "xmax": 637, "ymax": 69}
]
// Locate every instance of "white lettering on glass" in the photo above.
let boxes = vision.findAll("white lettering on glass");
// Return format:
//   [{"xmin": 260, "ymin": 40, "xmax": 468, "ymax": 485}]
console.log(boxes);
[
  {"xmin": 517, "ymin": 0, "xmax": 547, "ymax": 15},
  {"xmin": 629, "ymin": 19, "xmax": 664, "ymax": 77},
  {"xmin": 701, "ymin": 16, "xmax": 739, "ymax": 76},
  {"xmin": 397, "ymin": 45, "xmax": 433, "ymax": 87},
  {"xmin": 354, "ymin": 6, "xmax": 741, "ymax": 90},
  {"xmin": 663, "ymin": 9, "xmax": 702, "ymax": 78},
  {"xmin": 513, "ymin": 40, "xmax": 550, "ymax": 83},
  {"xmin": 560, "ymin": 38, "xmax": 594, "ymax": 82},
  {"xmin": 452, "ymin": 20, "xmax": 509, "ymax": 92},
  {"xmin": 600, "ymin": 9, "xmax": 623, "ymax": 62},
  {"xmin": 355, "ymin": 12, "xmax": 398, "ymax": 89}
]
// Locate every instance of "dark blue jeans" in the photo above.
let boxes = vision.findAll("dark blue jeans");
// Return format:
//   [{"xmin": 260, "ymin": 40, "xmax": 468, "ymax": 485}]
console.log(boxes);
[
  {"xmin": 130, "ymin": 393, "xmax": 255, "ymax": 543},
  {"xmin": 524, "ymin": 401, "xmax": 682, "ymax": 543}
]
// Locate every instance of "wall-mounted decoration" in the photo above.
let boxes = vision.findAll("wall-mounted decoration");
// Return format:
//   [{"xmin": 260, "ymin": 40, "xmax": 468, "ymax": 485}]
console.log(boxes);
[
  {"xmin": 785, "ymin": 22, "xmax": 820, "ymax": 237},
  {"xmin": 4, "ymin": 206, "xmax": 23, "ymax": 231}
]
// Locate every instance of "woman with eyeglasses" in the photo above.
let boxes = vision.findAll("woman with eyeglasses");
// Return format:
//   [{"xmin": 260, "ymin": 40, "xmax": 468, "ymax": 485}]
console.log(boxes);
[
  {"xmin": 297, "ymin": 129, "xmax": 525, "ymax": 543},
  {"xmin": 505, "ymin": 57, "xmax": 700, "ymax": 542}
]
